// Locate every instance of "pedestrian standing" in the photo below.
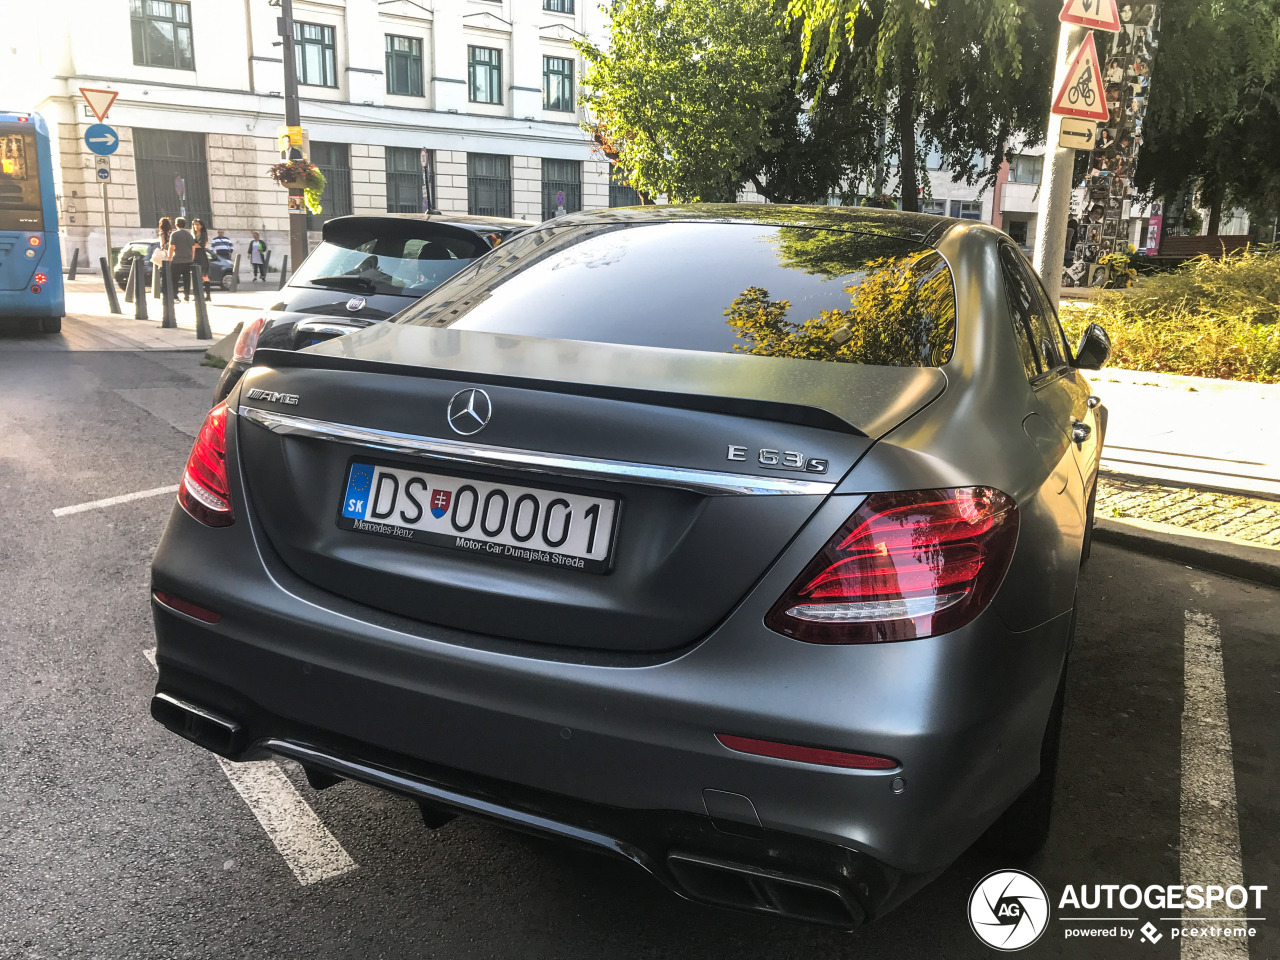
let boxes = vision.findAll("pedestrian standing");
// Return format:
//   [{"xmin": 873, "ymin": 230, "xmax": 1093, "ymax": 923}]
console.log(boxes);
[
  {"xmin": 248, "ymin": 232, "xmax": 268, "ymax": 281},
  {"xmin": 192, "ymin": 219, "xmax": 211, "ymax": 299},
  {"xmin": 169, "ymin": 217, "xmax": 196, "ymax": 301},
  {"xmin": 151, "ymin": 217, "xmax": 173, "ymax": 299},
  {"xmin": 210, "ymin": 229, "xmax": 234, "ymax": 260}
]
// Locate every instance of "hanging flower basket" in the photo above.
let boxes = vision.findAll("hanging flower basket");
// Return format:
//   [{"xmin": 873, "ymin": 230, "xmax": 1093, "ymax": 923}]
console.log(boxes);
[{"xmin": 267, "ymin": 159, "xmax": 326, "ymax": 214}]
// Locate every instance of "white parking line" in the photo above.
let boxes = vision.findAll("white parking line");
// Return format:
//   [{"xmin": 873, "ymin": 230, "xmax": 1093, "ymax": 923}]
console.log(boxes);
[
  {"xmin": 53, "ymin": 484, "xmax": 179, "ymax": 517},
  {"xmin": 1181, "ymin": 610, "xmax": 1249, "ymax": 958},
  {"xmin": 145, "ymin": 648, "xmax": 357, "ymax": 885}
]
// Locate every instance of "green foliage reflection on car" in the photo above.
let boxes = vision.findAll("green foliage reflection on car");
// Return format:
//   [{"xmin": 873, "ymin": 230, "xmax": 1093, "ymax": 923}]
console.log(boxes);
[{"xmin": 724, "ymin": 252, "xmax": 956, "ymax": 366}]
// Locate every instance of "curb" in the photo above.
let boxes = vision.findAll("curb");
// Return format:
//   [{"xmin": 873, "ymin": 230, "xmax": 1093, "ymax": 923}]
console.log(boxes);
[{"xmin": 1094, "ymin": 517, "xmax": 1280, "ymax": 587}]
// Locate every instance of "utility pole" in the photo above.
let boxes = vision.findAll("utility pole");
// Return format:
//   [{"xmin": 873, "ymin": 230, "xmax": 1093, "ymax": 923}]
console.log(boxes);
[
  {"xmin": 277, "ymin": 0, "xmax": 308, "ymax": 273},
  {"xmin": 1031, "ymin": 22, "xmax": 1086, "ymax": 307}
]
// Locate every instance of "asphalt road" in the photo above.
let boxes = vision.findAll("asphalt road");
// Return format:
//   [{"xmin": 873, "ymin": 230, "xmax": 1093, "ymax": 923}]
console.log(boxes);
[{"xmin": 1, "ymin": 339, "xmax": 1276, "ymax": 959}]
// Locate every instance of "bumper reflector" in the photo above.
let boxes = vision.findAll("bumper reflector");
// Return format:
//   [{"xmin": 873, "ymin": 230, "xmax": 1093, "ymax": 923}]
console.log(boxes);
[
  {"xmin": 716, "ymin": 733, "xmax": 897, "ymax": 770},
  {"xmin": 153, "ymin": 590, "xmax": 222, "ymax": 623}
]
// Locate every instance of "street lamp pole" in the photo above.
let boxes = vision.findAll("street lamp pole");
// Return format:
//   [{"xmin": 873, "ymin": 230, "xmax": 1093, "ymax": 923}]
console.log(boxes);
[{"xmin": 277, "ymin": 0, "xmax": 308, "ymax": 273}]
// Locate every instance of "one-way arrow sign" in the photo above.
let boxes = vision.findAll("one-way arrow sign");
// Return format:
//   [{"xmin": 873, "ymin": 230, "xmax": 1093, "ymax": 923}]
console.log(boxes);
[
  {"xmin": 1059, "ymin": 117, "xmax": 1098, "ymax": 150},
  {"xmin": 84, "ymin": 123, "xmax": 120, "ymax": 156}
]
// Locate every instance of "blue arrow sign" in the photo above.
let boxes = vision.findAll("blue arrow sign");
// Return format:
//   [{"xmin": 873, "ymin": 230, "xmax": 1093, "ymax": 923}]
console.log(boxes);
[{"xmin": 84, "ymin": 123, "xmax": 119, "ymax": 156}]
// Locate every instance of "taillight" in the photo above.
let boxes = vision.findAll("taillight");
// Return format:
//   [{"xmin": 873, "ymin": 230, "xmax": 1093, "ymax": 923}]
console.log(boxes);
[
  {"xmin": 177, "ymin": 403, "xmax": 234, "ymax": 526},
  {"xmin": 34, "ymin": 272, "xmax": 47, "ymax": 284},
  {"xmin": 233, "ymin": 317, "xmax": 265, "ymax": 362},
  {"xmin": 765, "ymin": 487, "xmax": 1018, "ymax": 644}
]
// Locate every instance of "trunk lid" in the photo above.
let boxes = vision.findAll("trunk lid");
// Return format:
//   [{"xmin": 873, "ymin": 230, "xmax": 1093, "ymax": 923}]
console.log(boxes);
[{"xmin": 234, "ymin": 325, "xmax": 945, "ymax": 652}]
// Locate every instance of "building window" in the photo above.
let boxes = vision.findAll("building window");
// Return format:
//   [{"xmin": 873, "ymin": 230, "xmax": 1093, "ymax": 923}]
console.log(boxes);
[
  {"xmin": 543, "ymin": 56, "xmax": 574, "ymax": 112},
  {"xmin": 294, "ymin": 22, "xmax": 337, "ymax": 88},
  {"xmin": 920, "ymin": 199, "xmax": 946, "ymax": 216},
  {"xmin": 950, "ymin": 199, "xmax": 982, "ymax": 220},
  {"xmin": 609, "ymin": 165, "xmax": 641, "ymax": 207},
  {"xmin": 468, "ymin": 47, "xmax": 502, "ymax": 104},
  {"xmin": 1010, "ymin": 154, "xmax": 1043, "ymax": 185},
  {"xmin": 468, "ymin": 154, "xmax": 512, "ymax": 217},
  {"xmin": 134, "ymin": 129, "xmax": 209, "ymax": 230},
  {"xmin": 385, "ymin": 35, "xmax": 423, "ymax": 97},
  {"xmin": 544, "ymin": 0, "xmax": 574, "ymax": 13},
  {"xmin": 306, "ymin": 142, "xmax": 352, "ymax": 230},
  {"xmin": 542, "ymin": 158, "xmax": 581, "ymax": 220},
  {"xmin": 386, "ymin": 147, "xmax": 423, "ymax": 213},
  {"xmin": 1006, "ymin": 219, "xmax": 1029, "ymax": 247},
  {"xmin": 129, "ymin": 0, "xmax": 194, "ymax": 70}
]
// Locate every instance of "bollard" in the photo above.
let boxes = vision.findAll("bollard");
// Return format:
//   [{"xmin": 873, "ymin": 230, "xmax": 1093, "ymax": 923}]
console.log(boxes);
[
  {"xmin": 192, "ymin": 265, "xmax": 212, "ymax": 340},
  {"xmin": 133, "ymin": 262, "xmax": 149, "ymax": 321},
  {"xmin": 67, "ymin": 247, "xmax": 80, "ymax": 281},
  {"xmin": 124, "ymin": 256, "xmax": 137, "ymax": 304},
  {"xmin": 232, "ymin": 252, "xmax": 241, "ymax": 280},
  {"xmin": 153, "ymin": 257, "xmax": 165, "ymax": 299},
  {"xmin": 100, "ymin": 256, "xmax": 122, "ymax": 315},
  {"xmin": 276, "ymin": 254, "xmax": 289, "ymax": 291},
  {"xmin": 161, "ymin": 261, "xmax": 177, "ymax": 328}
]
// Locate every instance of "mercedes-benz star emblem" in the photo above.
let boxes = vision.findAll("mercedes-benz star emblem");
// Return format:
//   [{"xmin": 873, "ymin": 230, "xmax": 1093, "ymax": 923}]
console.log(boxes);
[{"xmin": 447, "ymin": 388, "xmax": 492, "ymax": 436}]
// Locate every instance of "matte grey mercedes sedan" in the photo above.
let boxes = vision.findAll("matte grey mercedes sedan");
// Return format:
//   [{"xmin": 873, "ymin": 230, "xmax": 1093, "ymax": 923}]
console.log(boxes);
[{"xmin": 150, "ymin": 205, "xmax": 1110, "ymax": 927}]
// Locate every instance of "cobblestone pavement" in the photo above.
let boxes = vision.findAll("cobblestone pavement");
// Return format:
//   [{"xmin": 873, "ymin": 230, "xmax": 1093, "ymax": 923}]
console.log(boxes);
[{"xmin": 1098, "ymin": 475, "xmax": 1280, "ymax": 546}]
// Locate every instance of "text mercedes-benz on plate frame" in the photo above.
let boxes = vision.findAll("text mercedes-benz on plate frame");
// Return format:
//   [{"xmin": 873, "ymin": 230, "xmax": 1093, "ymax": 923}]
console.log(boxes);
[{"xmin": 338, "ymin": 461, "xmax": 620, "ymax": 573}]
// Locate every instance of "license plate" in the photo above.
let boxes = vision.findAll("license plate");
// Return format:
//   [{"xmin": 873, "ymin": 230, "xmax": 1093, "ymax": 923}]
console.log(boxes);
[{"xmin": 337, "ymin": 461, "xmax": 619, "ymax": 574}]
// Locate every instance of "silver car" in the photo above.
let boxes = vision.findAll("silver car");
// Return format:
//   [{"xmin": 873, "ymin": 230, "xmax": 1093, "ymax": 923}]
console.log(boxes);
[{"xmin": 150, "ymin": 205, "xmax": 1110, "ymax": 927}]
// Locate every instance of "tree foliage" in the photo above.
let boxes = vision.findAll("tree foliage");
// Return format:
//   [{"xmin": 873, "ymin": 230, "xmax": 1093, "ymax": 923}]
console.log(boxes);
[
  {"xmin": 578, "ymin": 0, "xmax": 790, "ymax": 202},
  {"xmin": 787, "ymin": 0, "xmax": 1061, "ymax": 211},
  {"xmin": 1136, "ymin": 0, "xmax": 1280, "ymax": 233}
]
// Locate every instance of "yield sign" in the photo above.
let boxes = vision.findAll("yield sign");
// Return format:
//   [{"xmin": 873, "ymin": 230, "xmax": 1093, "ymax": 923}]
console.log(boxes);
[
  {"xmin": 1059, "ymin": 0, "xmax": 1121, "ymax": 32},
  {"xmin": 1051, "ymin": 33, "xmax": 1109, "ymax": 122},
  {"xmin": 78, "ymin": 87, "xmax": 119, "ymax": 123}
]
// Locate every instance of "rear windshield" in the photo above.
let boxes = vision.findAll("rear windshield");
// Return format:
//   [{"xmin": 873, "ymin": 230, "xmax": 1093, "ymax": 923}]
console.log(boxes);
[
  {"xmin": 0, "ymin": 128, "xmax": 44, "ymax": 232},
  {"xmin": 291, "ymin": 220, "xmax": 493, "ymax": 298},
  {"xmin": 396, "ymin": 221, "xmax": 956, "ymax": 366}
]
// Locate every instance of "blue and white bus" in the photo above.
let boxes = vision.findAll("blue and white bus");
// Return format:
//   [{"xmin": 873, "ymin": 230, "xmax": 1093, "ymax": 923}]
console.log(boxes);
[{"xmin": 0, "ymin": 111, "xmax": 64, "ymax": 332}]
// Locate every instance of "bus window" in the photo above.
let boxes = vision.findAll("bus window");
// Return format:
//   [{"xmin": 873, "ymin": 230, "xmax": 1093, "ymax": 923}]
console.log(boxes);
[{"xmin": 0, "ymin": 131, "xmax": 44, "ymax": 231}]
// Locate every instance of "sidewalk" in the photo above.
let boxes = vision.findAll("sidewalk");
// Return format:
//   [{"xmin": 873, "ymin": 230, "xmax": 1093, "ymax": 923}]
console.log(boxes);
[{"xmin": 34, "ymin": 276, "xmax": 282, "ymax": 351}]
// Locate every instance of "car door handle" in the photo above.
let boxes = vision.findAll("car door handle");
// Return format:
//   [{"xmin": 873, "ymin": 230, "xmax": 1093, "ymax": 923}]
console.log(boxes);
[{"xmin": 1071, "ymin": 419, "xmax": 1092, "ymax": 444}]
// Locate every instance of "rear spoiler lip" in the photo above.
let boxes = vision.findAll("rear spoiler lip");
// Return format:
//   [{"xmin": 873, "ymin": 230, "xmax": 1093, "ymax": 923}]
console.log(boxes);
[{"xmin": 253, "ymin": 347, "xmax": 871, "ymax": 435}]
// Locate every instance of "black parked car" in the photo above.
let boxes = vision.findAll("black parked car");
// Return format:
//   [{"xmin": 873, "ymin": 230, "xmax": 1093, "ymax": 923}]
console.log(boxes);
[
  {"xmin": 114, "ymin": 241, "xmax": 237, "ymax": 291},
  {"xmin": 212, "ymin": 213, "xmax": 527, "ymax": 404}
]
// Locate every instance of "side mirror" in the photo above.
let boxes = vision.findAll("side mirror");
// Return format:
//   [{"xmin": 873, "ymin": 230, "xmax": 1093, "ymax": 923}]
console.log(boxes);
[{"xmin": 1074, "ymin": 322, "xmax": 1111, "ymax": 370}]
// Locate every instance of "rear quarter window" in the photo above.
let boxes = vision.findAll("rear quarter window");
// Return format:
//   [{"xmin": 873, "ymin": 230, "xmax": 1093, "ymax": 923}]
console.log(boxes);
[{"xmin": 397, "ymin": 221, "xmax": 957, "ymax": 367}]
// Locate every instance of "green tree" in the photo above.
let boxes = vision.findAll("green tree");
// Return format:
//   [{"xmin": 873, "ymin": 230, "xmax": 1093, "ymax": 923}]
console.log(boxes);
[
  {"xmin": 578, "ymin": 0, "xmax": 790, "ymax": 203},
  {"xmin": 1136, "ymin": 0, "xmax": 1280, "ymax": 235},
  {"xmin": 787, "ymin": 0, "xmax": 1061, "ymax": 211}
]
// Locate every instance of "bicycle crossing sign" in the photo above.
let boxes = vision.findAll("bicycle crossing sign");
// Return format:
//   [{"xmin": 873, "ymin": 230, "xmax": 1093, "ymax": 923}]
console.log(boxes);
[
  {"xmin": 1051, "ymin": 33, "xmax": 1109, "ymax": 121},
  {"xmin": 1059, "ymin": 0, "xmax": 1121, "ymax": 32}
]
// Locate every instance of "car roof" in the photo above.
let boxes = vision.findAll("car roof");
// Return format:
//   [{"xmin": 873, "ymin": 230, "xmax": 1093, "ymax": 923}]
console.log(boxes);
[
  {"xmin": 545, "ymin": 203, "xmax": 959, "ymax": 245},
  {"xmin": 328, "ymin": 213, "xmax": 529, "ymax": 233}
]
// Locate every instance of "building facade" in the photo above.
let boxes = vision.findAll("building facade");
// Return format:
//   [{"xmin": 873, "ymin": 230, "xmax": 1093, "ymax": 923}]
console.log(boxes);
[{"xmin": 14, "ymin": 0, "xmax": 618, "ymax": 266}]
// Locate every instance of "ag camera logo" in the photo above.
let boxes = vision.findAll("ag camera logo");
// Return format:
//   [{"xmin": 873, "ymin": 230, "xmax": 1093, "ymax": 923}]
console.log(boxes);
[{"xmin": 969, "ymin": 870, "xmax": 1050, "ymax": 951}]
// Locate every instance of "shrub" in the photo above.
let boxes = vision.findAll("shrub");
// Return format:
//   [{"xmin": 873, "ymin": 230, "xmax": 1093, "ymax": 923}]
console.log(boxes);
[{"xmin": 1061, "ymin": 246, "xmax": 1280, "ymax": 382}]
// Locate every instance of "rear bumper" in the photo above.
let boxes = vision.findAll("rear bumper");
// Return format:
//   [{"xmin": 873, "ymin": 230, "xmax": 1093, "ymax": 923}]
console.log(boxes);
[{"xmin": 150, "ymin": 498, "xmax": 1072, "ymax": 923}]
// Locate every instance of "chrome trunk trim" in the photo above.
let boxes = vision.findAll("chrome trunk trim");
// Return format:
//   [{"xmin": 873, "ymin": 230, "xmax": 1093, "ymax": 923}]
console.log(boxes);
[{"xmin": 238, "ymin": 406, "xmax": 836, "ymax": 496}]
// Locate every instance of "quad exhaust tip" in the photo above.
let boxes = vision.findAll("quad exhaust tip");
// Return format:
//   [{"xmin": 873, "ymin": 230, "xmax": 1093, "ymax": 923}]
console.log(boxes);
[
  {"xmin": 666, "ymin": 852, "xmax": 865, "ymax": 927},
  {"xmin": 150, "ymin": 693, "xmax": 246, "ymax": 756}
]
